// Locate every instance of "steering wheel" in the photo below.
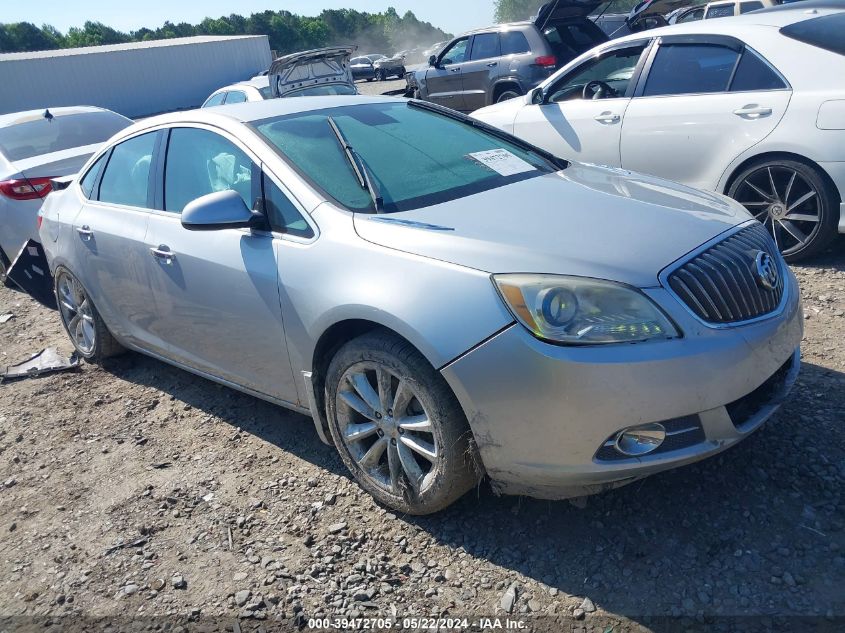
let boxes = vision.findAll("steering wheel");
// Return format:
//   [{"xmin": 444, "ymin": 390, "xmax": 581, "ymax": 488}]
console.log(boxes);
[{"xmin": 583, "ymin": 80, "xmax": 618, "ymax": 100}]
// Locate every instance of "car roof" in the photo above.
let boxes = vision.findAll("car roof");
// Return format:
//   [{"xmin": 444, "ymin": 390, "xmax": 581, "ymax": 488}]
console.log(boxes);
[
  {"xmin": 210, "ymin": 77, "xmax": 268, "ymax": 95},
  {"xmin": 0, "ymin": 105, "xmax": 119, "ymax": 129},
  {"xmin": 124, "ymin": 95, "xmax": 396, "ymax": 138}
]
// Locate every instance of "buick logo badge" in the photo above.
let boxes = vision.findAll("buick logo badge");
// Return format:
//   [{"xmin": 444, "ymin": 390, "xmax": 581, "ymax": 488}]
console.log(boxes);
[{"xmin": 755, "ymin": 251, "xmax": 779, "ymax": 291}]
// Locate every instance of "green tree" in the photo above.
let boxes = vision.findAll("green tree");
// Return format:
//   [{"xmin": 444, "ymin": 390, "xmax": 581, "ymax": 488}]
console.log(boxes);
[{"xmin": 493, "ymin": 0, "xmax": 546, "ymax": 22}]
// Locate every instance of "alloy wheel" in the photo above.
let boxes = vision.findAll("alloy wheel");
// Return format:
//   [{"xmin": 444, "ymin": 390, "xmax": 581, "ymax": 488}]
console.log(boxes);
[
  {"xmin": 56, "ymin": 273, "xmax": 96, "ymax": 354},
  {"xmin": 335, "ymin": 361, "xmax": 439, "ymax": 496},
  {"xmin": 734, "ymin": 165, "xmax": 822, "ymax": 256}
]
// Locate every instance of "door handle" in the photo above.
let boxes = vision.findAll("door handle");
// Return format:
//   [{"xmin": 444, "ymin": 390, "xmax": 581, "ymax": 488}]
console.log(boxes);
[
  {"xmin": 76, "ymin": 225, "xmax": 93, "ymax": 240},
  {"xmin": 150, "ymin": 246, "xmax": 176, "ymax": 265},
  {"xmin": 450, "ymin": 67, "xmax": 461, "ymax": 73},
  {"xmin": 486, "ymin": 62, "xmax": 498, "ymax": 67},
  {"xmin": 733, "ymin": 105, "xmax": 772, "ymax": 118},
  {"xmin": 594, "ymin": 112, "xmax": 621, "ymax": 124}
]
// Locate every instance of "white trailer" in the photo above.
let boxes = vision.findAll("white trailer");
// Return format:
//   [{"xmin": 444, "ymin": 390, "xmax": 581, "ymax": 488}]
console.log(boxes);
[{"xmin": 0, "ymin": 35, "xmax": 272, "ymax": 118}]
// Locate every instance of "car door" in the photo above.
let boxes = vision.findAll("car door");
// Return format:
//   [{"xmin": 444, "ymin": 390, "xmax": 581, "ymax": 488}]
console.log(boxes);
[
  {"xmin": 461, "ymin": 32, "xmax": 502, "ymax": 111},
  {"xmin": 71, "ymin": 131, "xmax": 165, "ymax": 352},
  {"xmin": 141, "ymin": 125, "xmax": 299, "ymax": 403},
  {"xmin": 620, "ymin": 36, "xmax": 791, "ymax": 190},
  {"xmin": 425, "ymin": 37, "xmax": 471, "ymax": 110},
  {"xmin": 511, "ymin": 41, "xmax": 651, "ymax": 166}
]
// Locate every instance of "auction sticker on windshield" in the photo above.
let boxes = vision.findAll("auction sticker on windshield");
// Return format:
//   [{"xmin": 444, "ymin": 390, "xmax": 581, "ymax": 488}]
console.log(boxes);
[{"xmin": 468, "ymin": 149, "xmax": 536, "ymax": 177}]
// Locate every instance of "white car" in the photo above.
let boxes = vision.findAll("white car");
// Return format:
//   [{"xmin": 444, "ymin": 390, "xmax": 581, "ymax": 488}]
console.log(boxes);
[
  {"xmin": 472, "ymin": 5, "xmax": 845, "ymax": 261},
  {"xmin": 202, "ymin": 78, "xmax": 271, "ymax": 107}
]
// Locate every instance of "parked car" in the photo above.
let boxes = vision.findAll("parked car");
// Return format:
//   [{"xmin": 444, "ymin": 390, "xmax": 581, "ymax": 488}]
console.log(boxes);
[
  {"xmin": 204, "ymin": 48, "xmax": 358, "ymax": 107},
  {"xmin": 406, "ymin": 0, "xmax": 610, "ymax": 111},
  {"xmin": 40, "ymin": 96, "xmax": 801, "ymax": 514},
  {"xmin": 374, "ymin": 54, "xmax": 407, "ymax": 81},
  {"xmin": 665, "ymin": 0, "xmax": 781, "ymax": 24},
  {"xmin": 202, "ymin": 78, "xmax": 271, "ymax": 107},
  {"xmin": 472, "ymin": 6, "xmax": 845, "ymax": 261},
  {"xmin": 350, "ymin": 56, "xmax": 378, "ymax": 81},
  {"xmin": 0, "ymin": 106, "xmax": 131, "ymax": 281}
]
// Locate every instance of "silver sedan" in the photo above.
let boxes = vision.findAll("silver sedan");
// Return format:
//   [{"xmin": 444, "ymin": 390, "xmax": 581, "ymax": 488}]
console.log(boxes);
[{"xmin": 39, "ymin": 96, "xmax": 802, "ymax": 514}]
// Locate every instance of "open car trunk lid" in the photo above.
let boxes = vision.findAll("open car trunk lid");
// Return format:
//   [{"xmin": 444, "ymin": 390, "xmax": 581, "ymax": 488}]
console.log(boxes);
[
  {"xmin": 269, "ymin": 46, "xmax": 357, "ymax": 98},
  {"xmin": 534, "ymin": 0, "xmax": 606, "ymax": 26},
  {"xmin": 626, "ymin": 0, "xmax": 693, "ymax": 24}
]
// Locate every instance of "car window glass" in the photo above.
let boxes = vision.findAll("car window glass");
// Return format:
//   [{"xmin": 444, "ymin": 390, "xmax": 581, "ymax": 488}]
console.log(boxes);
[
  {"xmin": 780, "ymin": 12, "xmax": 845, "ymax": 56},
  {"xmin": 544, "ymin": 22, "xmax": 606, "ymax": 60},
  {"xmin": 204, "ymin": 93, "xmax": 226, "ymax": 108},
  {"xmin": 739, "ymin": 1, "xmax": 763, "ymax": 13},
  {"xmin": 643, "ymin": 44, "xmax": 739, "ymax": 96},
  {"xmin": 259, "ymin": 86, "xmax": 272, "ymax": 99},
  {"xmin": 98, "ymin": 133, "xmax": 157, "ymax": 208},
  {"xmin": 549, "ymin": 45, "xmax": 647, "ymax": 102},
  {"xmin": 225, "ymin": 91, "xmax": 247, "ymax": 104},
  {"xmin": 79, "ymin": 153, "xmax": 107, "ymax": 199},
  {"xmin": 164, "ymin": 128, "xmax": 255, "ymax": 214},
  {"xmin": 730, "ymin": 48, "xmax": 787, "ymax": 91},
  {"xmin": 262, "ymin": 174, "xmax": 314, "ymax": 238},
  {"xmin": 501, "ymin": 31, "xmax": 531, "ymax": 55},
  {"xmin": 470, "ymin": 33, "xmax": 501, "ymax": 61},
  {"xmin": 441, "ymin": 39, "xmax": 469, "ymax": 65},
  {"xmin": 678, "ymin": 8, "xmax": 705, "ymax": 22},
  {"xmin": 706, "ymin": 3, "xmax": 736, "ymax": 18},
  {"xmin": 0, "ymin": 111, "xmax": 130, "ymax": 163}
]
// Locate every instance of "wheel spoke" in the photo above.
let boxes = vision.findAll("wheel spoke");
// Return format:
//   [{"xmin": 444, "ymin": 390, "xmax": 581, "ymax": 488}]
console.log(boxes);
[
  {"xmin": 376, "ymin": 367, "xmax": 393, "ymax": 414},
  {"xmin": 784, "ymin": 213, "xmax": 819, "ymax": 223},
  {"xmin": 358, "ymin": 437, "xmax": 387, "ymax": 468},
  {"xmin": 400, "ymin": 435, "xmax": 436, "ymax": 462},
  {"xmin": 778, "ymin": 219, "xmax": 808, "ymax": 244},
  {"xmin": 387, "ymin": 443, "xmax": 402, "ymax": 493},
  {"xmin": 745, "ymin": 180, "xmax": 774, "ymax": 201},
  {"xmin": 752, "ymin": 209, "xmax": 769, "ymax": 221},
  {"xmin": 78, "ymin": 299, "xmax": 94, "ymax": 323},
  {"xmin": 344, "ymin": 422, "xmax": 378, "ymax": 442},
  {"xmin": 397, "ymin": 443, "xmax": 424, "ymax": 491},
  {"xmin": 348, "ymin": 373, "xmax": 381, "ymax": 414},
  {"xmin": 767, "ymin": 167, "xmax": 778, "ymax": 200},
  {"xmin": 391, "ymin": 380, "xmax": 413, "ymax": 418},
  {"xmin": 338, "ymin": 390, "xmax": 377, "ymax": 421},
  {"xmin": 783, "ymin": 171, "xmax": 797, "ymax": 206},
  {"xmin": 771, "ymin": 219, "xmax": 780, "ymax": 249},
  {"xmin": 786, "ymin": 190, "xmax": 816, "ymax": 213},
  {"xmin": 68, "ymin": 314, "xmax": 81, "ymax": 336},
  {"xmin": 398, "ymin": 414, "xmax": 432, "ymax": 432}
]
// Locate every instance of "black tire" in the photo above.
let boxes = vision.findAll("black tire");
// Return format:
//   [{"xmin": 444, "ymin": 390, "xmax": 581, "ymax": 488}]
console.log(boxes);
[
  {"xmin": 727, "ymin": 158, "xmax": 839, "ymax": 262},
  {"xmin": 325, "ymin": 331, "xmax": 480, "ymax": 515},
  {"xmin": 54, "ymin": 267, "xmax": 125, "ymax": 362},
  {"xmin": 378, "ymin": 69, "xmax": 387, "ymax": 81},
  {"xmin": 0, "ymin": 248, "xmax": 9, "ymax": 285},
  {"xmin": 495, "ymin": 88, "xmax": 522, "ymax": 104},
  {"xmin": 398, "ymin": 67, "xmax": 406, "ymax": 79}
]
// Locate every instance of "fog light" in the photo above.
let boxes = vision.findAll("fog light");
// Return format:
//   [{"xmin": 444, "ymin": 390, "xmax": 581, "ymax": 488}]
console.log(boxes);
[{"xmin": 614, "ymin": 423, "xmax": 666, "ymax": 456}]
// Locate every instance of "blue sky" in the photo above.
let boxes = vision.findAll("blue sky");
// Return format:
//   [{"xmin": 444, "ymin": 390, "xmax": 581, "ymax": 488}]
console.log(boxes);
[{"xmin": 6, "ymin": 1, "xmax": 491, "ymax": 36}]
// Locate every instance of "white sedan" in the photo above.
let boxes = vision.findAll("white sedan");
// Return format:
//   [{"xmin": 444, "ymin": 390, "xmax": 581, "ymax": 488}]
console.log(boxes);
[{"xmin": 472, "ymin": 4, "xmax": 845, "ymax": 261}]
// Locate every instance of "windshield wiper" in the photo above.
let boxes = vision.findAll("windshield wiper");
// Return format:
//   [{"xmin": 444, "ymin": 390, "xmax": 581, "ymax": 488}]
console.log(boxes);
[
  {"xmin": 407, "ymin": 100, "xmax": 569, "ymax": 171},
  {"xmin": 327, "ymin": 116, "xmax": 384, "ymax": 212}
]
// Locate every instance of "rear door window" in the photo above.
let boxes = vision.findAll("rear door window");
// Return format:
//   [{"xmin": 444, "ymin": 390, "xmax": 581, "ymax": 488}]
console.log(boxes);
[
  {"xmin": 729, "ymin": 48, "xmax": 788, "ymax": 91},
  {"xmin": 164, "ymin": 128, "xmax": 257, "ymax": 214},
  {"xmin": 98, "ymin": 132, "xmax": 157, "ymax": 208},
  {"xmin": 470, "ymin": 33, "xmax": 501, "ymax": 61},
  {"xmin": 643, "ymin": 43, "xmax": 739, "ymax": 96},
  {"xmin": 225, "ymin": 91, "xmax": 248, "ymax": 104},
  {"xmin": 501, "ymin": 31, "xmax": 531, "ymax": 55}
]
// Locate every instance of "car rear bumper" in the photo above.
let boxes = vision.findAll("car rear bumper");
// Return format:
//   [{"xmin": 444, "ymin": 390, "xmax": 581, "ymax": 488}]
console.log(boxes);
[{"xmin": 440, "ymin": 270, "xmax": 803, "ymax": 499}]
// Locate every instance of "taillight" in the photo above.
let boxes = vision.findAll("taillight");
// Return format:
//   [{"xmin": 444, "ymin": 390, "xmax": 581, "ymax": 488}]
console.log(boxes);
[
  {"xmin": 534, "ymin": 55, "xmax": 557, "ymax": 68},
  {"xmin": 0, "ymin": 177, "xmax": 54, "ymax": 201},
  {"xmin": 37, "ymin": 212, "xmax": 43, "ymax": 230}
]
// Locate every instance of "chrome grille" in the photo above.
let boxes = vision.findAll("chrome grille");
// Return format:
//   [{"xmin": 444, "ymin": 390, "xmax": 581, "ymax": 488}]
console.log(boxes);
[{"xmin": 668, "ymin": 224, "xmax": 785, "ymax": 324}]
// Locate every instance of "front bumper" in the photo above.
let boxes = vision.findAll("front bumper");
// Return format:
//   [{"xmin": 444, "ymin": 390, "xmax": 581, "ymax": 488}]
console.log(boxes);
[{"xmin": 441, "ymin": 269, "xmax": 803, "ymax": 499}]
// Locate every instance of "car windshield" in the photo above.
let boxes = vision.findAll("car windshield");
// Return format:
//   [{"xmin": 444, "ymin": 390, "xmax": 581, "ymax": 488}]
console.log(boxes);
[
  {"xmin": 286, "ymin": 84, "xmax": 357, "ymax": 97},
  {"xmin": 253, "ymin": 102, "xmax": 556, "ymax": 213},
  {"xmin": 0, "ymin": 111, "xmax": 130, "ymax": 162}
]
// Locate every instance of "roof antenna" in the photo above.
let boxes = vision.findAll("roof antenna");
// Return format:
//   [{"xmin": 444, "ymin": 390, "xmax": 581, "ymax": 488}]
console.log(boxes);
[{"xmin": 43, "ymin": 109, "xmax": 54, "ymax": 122}]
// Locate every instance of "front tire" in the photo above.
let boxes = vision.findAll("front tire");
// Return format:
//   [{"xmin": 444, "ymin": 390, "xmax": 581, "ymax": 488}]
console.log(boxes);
[
  {"xmin": 55, "ymin": 268, "xmax": 125, "ymax": 362},
  {"xmin": 728, "ymin": 158, "xmax": 839, "ymax": 262},
  {"xmin": 325, "ymin": 331, "xmax": 480, "ymax": 515},
  {"xmin": 496, "ymin": 88, "xmax": 522, "ymax": 103}
]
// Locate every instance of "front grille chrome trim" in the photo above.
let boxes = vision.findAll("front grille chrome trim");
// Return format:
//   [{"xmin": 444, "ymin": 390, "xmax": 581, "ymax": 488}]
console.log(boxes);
[{"xmin": 660, "ymin": 221, "xmax": 790, "ymax": 329}]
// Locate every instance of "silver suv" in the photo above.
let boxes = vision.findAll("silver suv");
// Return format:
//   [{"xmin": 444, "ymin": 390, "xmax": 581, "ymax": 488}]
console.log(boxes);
[{"xmin": 406, "ymin": 0, "xmax": 609, "ymax": 112}]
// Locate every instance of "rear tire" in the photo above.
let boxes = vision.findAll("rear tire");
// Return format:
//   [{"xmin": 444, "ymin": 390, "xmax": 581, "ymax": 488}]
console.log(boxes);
[
  {"xmin": 54, "ymin": 267, "xmax": 125, "ymax": 362},
  {"xmin": 495, "ymin": 88, "xmax": 522, "ymax": 103},
  {"xmin": 727, "ymin": 158, "xmax": 839, "ymax": 262},
  {"xmin": 325, "ymin": 331, "xmax": 480, "ymax": 515}
]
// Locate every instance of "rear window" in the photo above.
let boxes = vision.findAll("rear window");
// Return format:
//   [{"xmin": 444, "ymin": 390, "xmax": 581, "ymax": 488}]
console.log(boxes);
[
  {"xmin": 259, "ymin": 86, "xmax": 273, "ymax": 99},
  {"xmin": 287, "ymin": 84, "xmax": 357, "ymax": 97},
  {"xmin": 739, "ymin": 1, "xmax": 763, "ymax": 13},
  {"xmin": 0, "ymin": 111, "xmax": 130, "ymax": 163},
  {"xmin": 706, "ymin": 4, "xmax": 736, "ymax": 18},
  {"xmin": 501, "ymin": 31, "xmax": 531, "ymax": 55},
  {"xmin": 780, "ymin": 13, "xmax": 845, "ymax": 56},
  {"xmin": 253, "ymin": 102, "xmax": 555, "ymax": 213}
]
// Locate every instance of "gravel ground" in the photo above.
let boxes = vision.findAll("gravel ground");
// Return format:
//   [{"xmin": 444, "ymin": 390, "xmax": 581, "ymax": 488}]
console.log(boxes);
[
  {"xmin": 356, "ymin": 78, "xmax": 408, "ymax": 97},
  {"xmin": 1, "ymin": 234, "xmax": 844, "ymax": 633}
]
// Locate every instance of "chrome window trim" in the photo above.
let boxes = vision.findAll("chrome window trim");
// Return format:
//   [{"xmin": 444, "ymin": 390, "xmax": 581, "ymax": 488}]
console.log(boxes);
[{"xmin": 658, "ymin": 220, "xmax": 790, "ymax": 330}]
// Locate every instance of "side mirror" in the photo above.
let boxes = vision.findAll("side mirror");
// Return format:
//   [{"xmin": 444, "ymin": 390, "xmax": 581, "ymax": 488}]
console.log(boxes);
[
  {"xmin": 530, "ymin": 87, "xmax": 545, "ymax": 105},
  {"xmin": 181, "ymin": 190, "xmax": 262, "ymax": 231},
  {"xmin": 428, "ymin": 55, "xmax": 437, "ymax": 67}
]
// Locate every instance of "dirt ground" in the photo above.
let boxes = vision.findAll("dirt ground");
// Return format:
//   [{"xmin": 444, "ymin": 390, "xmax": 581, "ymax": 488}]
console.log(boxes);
[{"xmin": 1, "ymin": 233, "xmax": 844, "ymax": 633}]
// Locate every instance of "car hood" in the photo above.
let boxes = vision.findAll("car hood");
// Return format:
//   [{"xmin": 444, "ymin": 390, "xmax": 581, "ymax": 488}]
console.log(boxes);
[
  {"xmin": 269, "ymin": 47, "xmax": 357, "ymax": 98},
  {"xmin": 353, "ymin": 163, "xmax": 750, "ymax": 288}
]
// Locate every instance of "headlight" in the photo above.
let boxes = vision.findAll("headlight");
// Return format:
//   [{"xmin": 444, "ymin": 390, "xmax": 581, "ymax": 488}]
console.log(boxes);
[{"xmin": 493, "ymin": 274, "xmax": 679, "ymax": 345}]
